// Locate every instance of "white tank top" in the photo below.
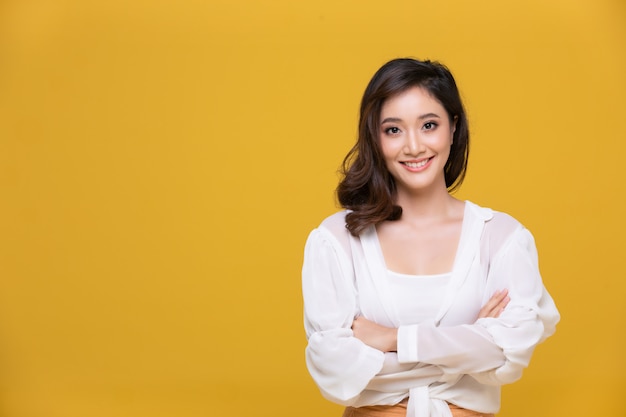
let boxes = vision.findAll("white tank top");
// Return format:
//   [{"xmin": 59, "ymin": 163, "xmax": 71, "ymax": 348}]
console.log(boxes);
[{"xmin": 386, "ymin": 270, "xmax": 451, "ymax": 324}]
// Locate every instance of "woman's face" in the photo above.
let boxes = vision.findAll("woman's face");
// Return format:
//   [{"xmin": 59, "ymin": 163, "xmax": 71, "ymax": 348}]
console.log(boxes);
[{"xmin": 379, "ymin": 86, "xmax": 456, "ymax": 196}]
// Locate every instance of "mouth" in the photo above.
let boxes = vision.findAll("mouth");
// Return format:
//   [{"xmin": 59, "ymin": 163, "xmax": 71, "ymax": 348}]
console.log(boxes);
[{"xmin": 401, "ymin": 157, "xmax": 433, "ymax": 169}]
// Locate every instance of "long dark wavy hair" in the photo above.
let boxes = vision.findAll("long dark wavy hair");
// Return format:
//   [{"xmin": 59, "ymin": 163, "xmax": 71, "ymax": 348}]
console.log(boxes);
[{"xmin": 337, "ymin": 58, "xmax": 470, "ymax": 236}]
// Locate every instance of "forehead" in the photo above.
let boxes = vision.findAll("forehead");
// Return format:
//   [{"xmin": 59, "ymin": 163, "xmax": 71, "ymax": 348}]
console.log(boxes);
[{"xmin": 380, "ymin": 86, "xmax": 446, "ymax": 117}]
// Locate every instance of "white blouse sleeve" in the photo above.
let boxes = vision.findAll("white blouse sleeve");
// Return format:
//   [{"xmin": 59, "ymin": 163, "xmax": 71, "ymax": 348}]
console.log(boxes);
[
  {"xmin": 396, "ymin": 323, "xmax": 507, "ymax": 375},
  {"xmin": 472, "ymin": 226, "xmax": 559, "ymax": 385},
  {"xmin": 302, "ymin": 227, "xmax": 385, "ymax": 405},
  {"xmin": 396, "ymin": 223, "xmax": 559, "ymax": 385}
]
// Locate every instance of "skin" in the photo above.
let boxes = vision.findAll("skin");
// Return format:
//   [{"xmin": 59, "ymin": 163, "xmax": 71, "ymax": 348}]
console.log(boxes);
[{"xmin": 352, "ymin": 87, "xmax": 510, "ymax": 353}]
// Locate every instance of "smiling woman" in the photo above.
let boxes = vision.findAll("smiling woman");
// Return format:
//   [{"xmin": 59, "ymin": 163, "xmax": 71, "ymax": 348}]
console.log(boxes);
[{"xmin": 301, "ymin": 58, "xmax": 560, "ymax": 417}]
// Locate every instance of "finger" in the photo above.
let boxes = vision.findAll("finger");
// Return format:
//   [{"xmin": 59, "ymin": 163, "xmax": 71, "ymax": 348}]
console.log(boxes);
[
  {"xmin": 488, "ymin": 295, "xmax": 511, "ymax": 318},
  {"xmin": 492, "ymin": 289, "xmax": 508, "ymax": 303},
  {"xmin": 478, "ymin": 290, "xmax": 510, "ymax": 318},
  {"xmin": 489, "ymin": 289, "xmax": 508, "ymax": 309},
  {"xmin": 478, "ymin": 290, "xmax": 504, "ymax": 317},
  {"xmin": 496, "ymin": 295, "xmax": 511, "ymax": 313}
]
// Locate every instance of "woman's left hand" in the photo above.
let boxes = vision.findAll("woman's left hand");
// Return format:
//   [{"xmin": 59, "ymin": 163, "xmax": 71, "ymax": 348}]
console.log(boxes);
[{"xmin": 477, "ymin": 289, "xmax": 510, "ymax": 319}]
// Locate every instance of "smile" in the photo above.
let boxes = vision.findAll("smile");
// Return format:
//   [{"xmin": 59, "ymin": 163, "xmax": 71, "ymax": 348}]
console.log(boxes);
[{"xmin": 401, "ymin": 157, "xmax": 432, "ymax": 169}]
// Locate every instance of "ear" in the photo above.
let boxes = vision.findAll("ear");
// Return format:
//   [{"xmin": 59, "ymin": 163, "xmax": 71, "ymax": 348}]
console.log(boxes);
[{"xmin": 451, "ymin": 115, "xmax": 458, "ymax": 143}]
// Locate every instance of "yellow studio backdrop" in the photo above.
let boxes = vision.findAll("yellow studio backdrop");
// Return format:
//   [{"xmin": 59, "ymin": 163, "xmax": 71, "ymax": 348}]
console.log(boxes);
[{"xmin": 0, "ymin": 0, "xmax": 624, "ymax": 416}]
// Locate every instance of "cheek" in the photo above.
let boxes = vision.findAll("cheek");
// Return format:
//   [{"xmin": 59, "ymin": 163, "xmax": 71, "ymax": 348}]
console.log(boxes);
[
  {"xmin": 380, "ymin": 142, "xmax": 399, "ymax": 171},
  {"xmin": 380, "ymin": 139, "xmax": 395, "ymax": 159}
]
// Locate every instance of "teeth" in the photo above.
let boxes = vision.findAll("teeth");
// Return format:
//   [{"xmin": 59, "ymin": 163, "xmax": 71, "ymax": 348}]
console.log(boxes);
[{"xmin": 404, "ymin": 159, "xmax": 429, "ymax": 168}]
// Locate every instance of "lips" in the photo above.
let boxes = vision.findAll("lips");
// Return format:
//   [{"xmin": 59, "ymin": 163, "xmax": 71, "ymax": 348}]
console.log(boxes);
[{"xmin": 401, "ymin": 157, "xmax": 433, "ymax": 169}]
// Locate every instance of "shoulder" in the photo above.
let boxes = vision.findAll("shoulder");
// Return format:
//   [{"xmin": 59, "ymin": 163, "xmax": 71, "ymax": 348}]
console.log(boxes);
[
  {"xmin": 319, "ymin": 211, "xmax": 350, "ymax": 234},
  {"xmin": 306, "ymin": 211, "xmax": 353, "ymax": 259},
  {"xmin": 467, "ymin": 201, "xmax": 533, "ymax": 253},
  {"xmin": 466, "ymin": 200, "xmax": 523, "ymax": 232}
]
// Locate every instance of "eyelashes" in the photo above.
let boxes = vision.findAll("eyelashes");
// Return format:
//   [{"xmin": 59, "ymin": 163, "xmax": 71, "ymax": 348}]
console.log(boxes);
[
  {"xmin": 382, "ymin": 122, "xmax": 439, "ymax": 136},
  {"xmin": 384, "ymin": 126, "xmax": 401, "ymax": 135}
]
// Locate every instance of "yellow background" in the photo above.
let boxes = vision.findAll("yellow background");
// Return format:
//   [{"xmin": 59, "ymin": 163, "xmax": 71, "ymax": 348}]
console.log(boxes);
[{"xmin": 1, "ymin": 0, "xmax": 624, "ymax": 416}]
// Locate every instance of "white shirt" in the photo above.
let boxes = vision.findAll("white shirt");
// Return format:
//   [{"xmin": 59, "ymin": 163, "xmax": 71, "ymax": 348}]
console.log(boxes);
[
  {"xmin": 387, "ymin": 270, "xmax": 451, "ymax": 324},
  {"xmin": 302, "ymin": 201, "xmax": 559, "ymax": 417}
]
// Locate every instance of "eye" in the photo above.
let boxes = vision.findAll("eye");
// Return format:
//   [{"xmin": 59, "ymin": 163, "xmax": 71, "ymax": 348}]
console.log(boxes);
[
  {"xmin": 423, "ymin": 121, "xmax": 438, "ymax": 130},
  {"xmin": 384, "ymin": 126, "xmax": 401, "ymax": 135}
]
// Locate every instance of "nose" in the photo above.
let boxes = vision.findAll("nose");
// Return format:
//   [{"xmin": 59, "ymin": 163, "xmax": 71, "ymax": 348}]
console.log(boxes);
[{"xmin": 404, "ymin": 130, "xmax": 424, "ymax": 155}]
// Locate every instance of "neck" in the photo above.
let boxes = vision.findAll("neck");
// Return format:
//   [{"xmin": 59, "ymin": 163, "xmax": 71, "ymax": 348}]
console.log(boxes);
[{"xmin": 394, "ymin": 186, "xmax": 460, "ymax": 221}]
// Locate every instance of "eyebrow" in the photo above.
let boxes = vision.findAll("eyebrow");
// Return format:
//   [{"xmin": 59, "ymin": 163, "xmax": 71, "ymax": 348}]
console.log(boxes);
[{"xmin": 381, "ymin": 113, "xmax": 442, "ymax": 124}]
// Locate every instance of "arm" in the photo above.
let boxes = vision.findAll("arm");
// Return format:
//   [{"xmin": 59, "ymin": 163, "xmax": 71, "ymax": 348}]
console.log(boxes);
[
  {"xmin": 471, "ymin": 227, "xmax": 559, "ymax": 385},
  {"xmin": 302, "ymin": 228, "xmax": 385, "ymax": 404},
  {"xmin": 353, "ymin": 227, "xmax": 558, "ymax": 384},
  {"xmin": 352, "ymin": 289, "xmax": 509, "ymax": 351},
  {"xmin": 303, "ymin": 227, "xmax": 446, "ymax": 404},
  {"xmin": 352, "ymin": 290, "xmax": 511, "ymax": 374}
]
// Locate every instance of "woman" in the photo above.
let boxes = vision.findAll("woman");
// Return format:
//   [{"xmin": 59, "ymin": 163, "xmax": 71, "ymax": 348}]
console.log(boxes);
[{"xmin": 302, "ymin": 58, "xmax": 559, "ymax": 417}]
